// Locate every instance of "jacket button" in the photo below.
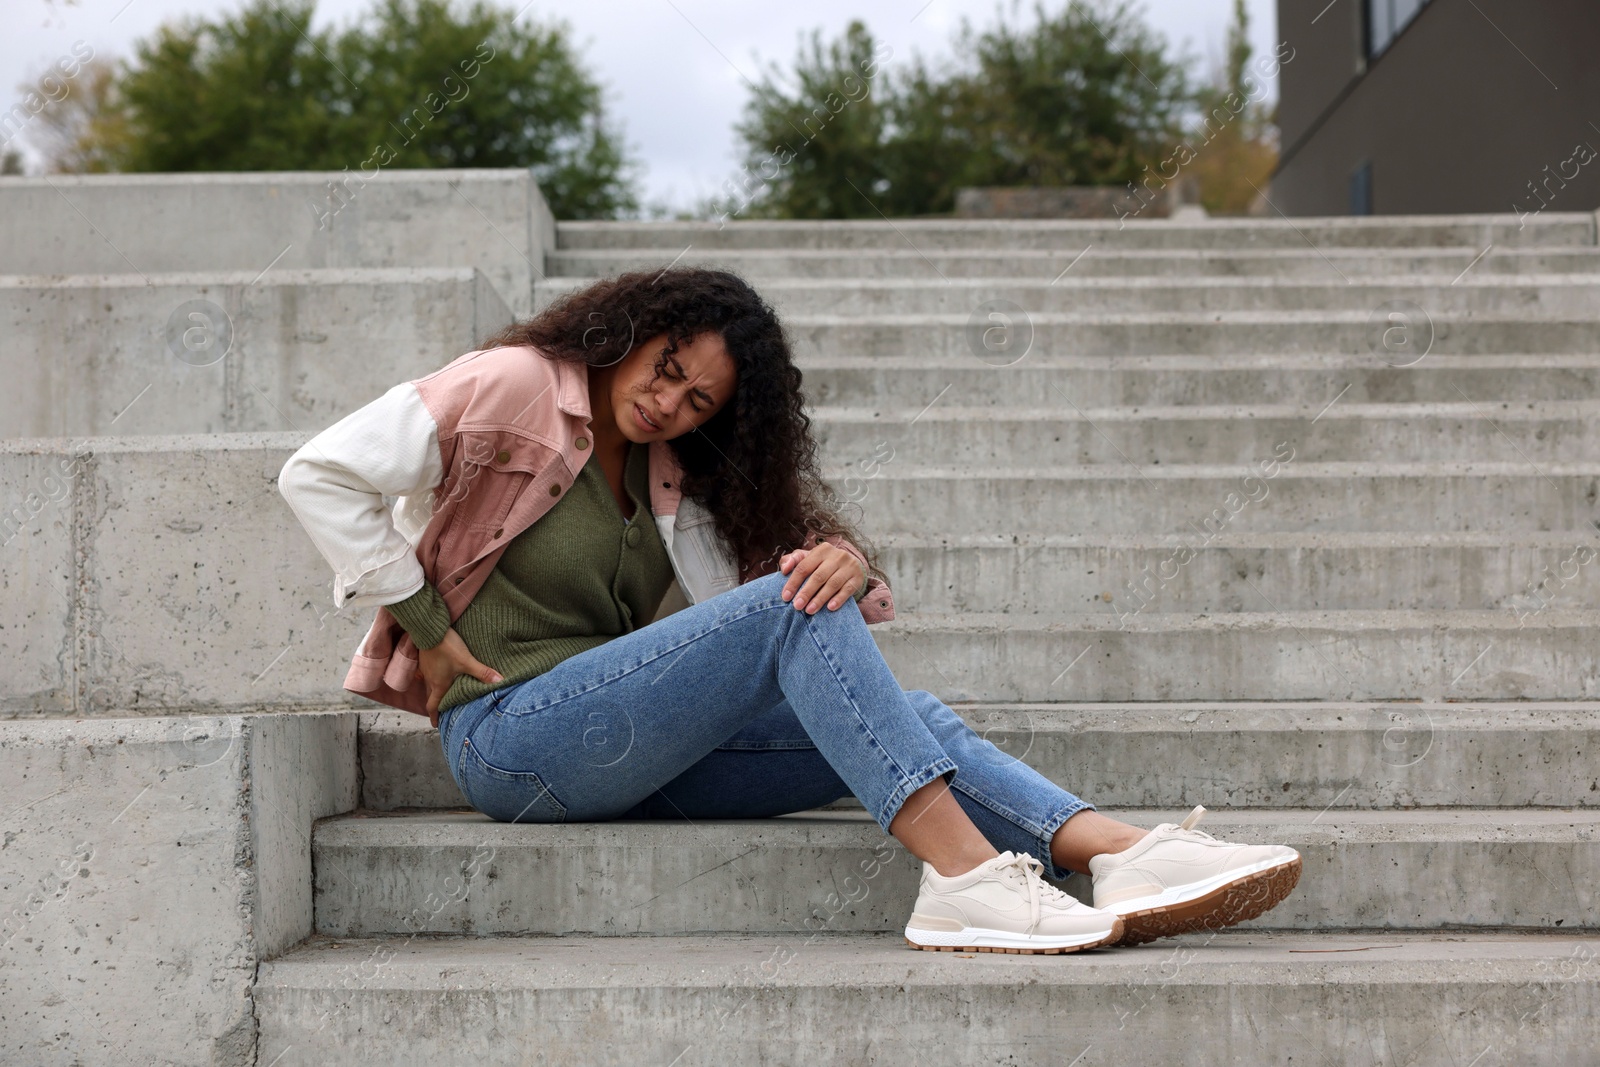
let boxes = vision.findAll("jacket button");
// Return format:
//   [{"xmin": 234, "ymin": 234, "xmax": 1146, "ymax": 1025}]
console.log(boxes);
[
  {"xmin": 493, "ymin": 529, "xmax": 503, "ymax": 539},
  {"xmin": 625, "ymin": 525, "xmax": 641, "ymax": 547},
  {"xmin": 496, "ymin": 450, "xmax": 510, "ymax": 464},
  {"xmin": 575, "ymin": 437, "xmax": 589, "ymax": 450},
  {"xmin": 455, "ymin": 576, "xmax": 464, "ymax": 584},
  {"xmin": 662, "ymin": 481, "xmax": 671, "ymax": 488},
  {"xmin": 549, "ymin": 483, "xmax": 562, "ymax": 497}
]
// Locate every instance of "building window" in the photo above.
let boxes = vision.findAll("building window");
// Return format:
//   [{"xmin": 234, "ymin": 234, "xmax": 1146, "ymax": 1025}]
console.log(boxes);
[
  {"xmin": 1350, "ymin": 161, "xmax": 1373, "ymax": 215},
  {"xmin": 1366, "ymin": 0, "xmax": 1431, "ymax": 58}
]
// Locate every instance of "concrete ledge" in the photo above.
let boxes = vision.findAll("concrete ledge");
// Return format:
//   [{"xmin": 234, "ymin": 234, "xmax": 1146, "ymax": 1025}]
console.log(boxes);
[
  {"xmin": 557, "ymin": 212, "xmax": 1598, "ymax": 249},
  {"xmin": 310, "ymin": 808, "xmax": 1600, "ymax": 937},
  {"xmin": 360, "ymin": 712, "xmax": 467, "ymax": 810},
  {"xmin": 799, "ymin": 353, "xmax": 1600, "ymax": 407},
  {"xmin": 843, "ymin": 462, "xmax": 1600, "ymax": 538},
  {"xmin": 0, "ymin": 268, "xmax": 512, "ymax": 438},
  {"xmin": 812, "ymin": 401, "xmax": 1600, "ymax": 464},
  {"xmin": 255, "ymin": 931, "xmax": 1600, "ymax": 1066},
  {"xmin": 0, "ymin": 434, "xmax": 374, "ymax": 716},
  {"xmin": 874, "ymin": 609, "xmax": 1600, "ymax": 702},
  {"xmin": 550, "ymin": 245, "xmax": 1600, "ymax": 279},
  {"xmin": 846, "ymin": 463, "xmax": 1600, "ymax": 534},
  {"xmin": 0, "ymin": 712, "xmax": 357, "ymax": 1066},
  {"xmin": 0, "ymin": 169, "xmax": 549, "ymax": 316},
  {"xmin": 540, "ymin": 274, "xmax": 1600, "ymax": 317},
  {"xmin": 785, "ymin": 312, "xmax": 1600, "ymax": 359},
  {"xmin": 877, "ymin": 531, "xmax": 1600, "ymax": 613},
  {"xmin": 358, "ymin": 703, "xmax": 1600, "ymax": 812}
]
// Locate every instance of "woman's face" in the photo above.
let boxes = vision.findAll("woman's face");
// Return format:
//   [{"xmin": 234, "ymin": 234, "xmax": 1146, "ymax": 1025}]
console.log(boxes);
[{"xmin": 602, "ymin": 332, "xmax": 738, "ymax": 443}]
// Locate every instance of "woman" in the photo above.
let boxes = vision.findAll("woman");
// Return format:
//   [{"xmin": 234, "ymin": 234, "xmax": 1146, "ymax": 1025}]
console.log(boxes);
[{"xmin": 279, "ymin": 268, "xmax": 1301, "ymax": 954}]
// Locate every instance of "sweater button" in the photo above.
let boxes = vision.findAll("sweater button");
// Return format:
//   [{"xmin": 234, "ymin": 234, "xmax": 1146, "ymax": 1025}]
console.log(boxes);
[
  {"xmin": 575, "ymin": 437, "xmax": 589, "ymax": 450},
  {"xmin": 455, "ymin": 576, "xmax": 464, "ymax": 584},
  {"xmin": 496, "ymin": 450, "xmax": 510, "ymax": 464},
  {"xmin": 493, "ymin": 529, "xmax": 503, "ymax": 539},
  {"xmin": 549, "ymin": 483, "xmax": 562, "ymax": 497},
  {"xmin": 878, "ymin": 600, "xmax": 887, "ymax": 608}
]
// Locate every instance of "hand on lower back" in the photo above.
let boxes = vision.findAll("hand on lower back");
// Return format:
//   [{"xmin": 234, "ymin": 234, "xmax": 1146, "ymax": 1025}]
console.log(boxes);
[{"xmin": 416, "ymin": 627, "xmax": 504, "ymax": 726}]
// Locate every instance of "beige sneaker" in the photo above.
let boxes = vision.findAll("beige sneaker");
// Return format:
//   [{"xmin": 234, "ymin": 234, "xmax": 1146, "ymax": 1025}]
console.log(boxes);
[
  {"xmin": 1090, "ymin": 806, "xmax": 1301, "ymax": 946},
  {"xmin": 904, "ymin": 850, "xmax": 1123, "ymax": 954}
]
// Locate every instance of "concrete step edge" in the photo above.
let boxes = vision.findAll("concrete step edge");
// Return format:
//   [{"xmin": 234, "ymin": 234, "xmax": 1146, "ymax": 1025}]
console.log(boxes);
[
  {"xmin": 260, "ymin": 929, "xmax": 1600, "ymax": 982},
  {"xmin": 315, "ymin": 807, "xmax": 1600, "ymax": 847}
]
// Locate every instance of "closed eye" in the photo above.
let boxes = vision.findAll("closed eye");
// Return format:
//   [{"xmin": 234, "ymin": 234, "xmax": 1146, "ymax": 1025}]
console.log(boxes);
[{"xmin": 667, "ymin": 356, "xmax": 712, "ymax": 412}]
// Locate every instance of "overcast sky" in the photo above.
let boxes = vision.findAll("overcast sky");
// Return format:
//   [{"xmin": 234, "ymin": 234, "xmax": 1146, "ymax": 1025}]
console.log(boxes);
[{"xmin": 8, "ymin": 0, "xmax": 1278, "ymax": 213}]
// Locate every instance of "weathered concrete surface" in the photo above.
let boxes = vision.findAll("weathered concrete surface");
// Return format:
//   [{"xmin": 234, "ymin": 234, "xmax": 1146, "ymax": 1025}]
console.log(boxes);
[
  {"xmin": 0, "ymin": 435, "xmax": 377, "ymax": 717},
  {"xmin": 7, "ymin": 436, "xmax": 1600, "ymax": 715},
  {"xmin": 874, "ymin": 609, "xmax": 1600, "ymax": 702},
  {"xmin": 557, "ymin": 213, "xmax": 1597, "ymax": 249},
  {"xmin": 359, "ymin": 712, "xmax": 468, "ymax": 811},
  {"xmin": 0, "ymin": 712, "xmax": 356, "ymax": 1066},
  {"xmin": 799, "ymin": 354, "xmax": 1600, "ymax": 408},
  {"xmin": 0, "ymin": 268, "xmax": 511, "ymax": 438},
  {"xmin": 357, "ymin": 703, "xmax": 1600, "ymax": 812},
  {"xmin": 540, "ymin": 275, "xmax": 1600, "ymax": 317},
  {"xmin": 551, "ymin": 245, "xmax": 1600, "ymax": 279},
  {"xmin": 785, "ymin": 312, "xmax": 1600, "ymax": 360},
  {"xmin": 255, "ymin": 931, "xmax": 1600, "ymax": 1067},
  {"xmin": 311, "ymin": 809, "xmax": 1600, "ymax": 936},
  {"xmin": 812, "ymin": 401, "xmax": 1600, "ymax": 465},
  {"xmin": 845, "ymin": 464, "xmax": 1600, "ymax": 535},
  {"xmin": 0, "ymin": 170, "xmax": 550, "ymax": 316},
  {"xmin": 878, "ymin": 532, "xmax": 1600, "ymax": 614}
]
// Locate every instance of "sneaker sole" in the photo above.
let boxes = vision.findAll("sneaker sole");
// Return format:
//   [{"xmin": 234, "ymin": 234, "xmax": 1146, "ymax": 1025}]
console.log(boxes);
[
  {"xmin": 1109, "ymin": 855, "xmax": 1302, "ymax": 946},
  {"xmin": 903, "ymin": 917, "xmax": 1125, "ymax": 955}
]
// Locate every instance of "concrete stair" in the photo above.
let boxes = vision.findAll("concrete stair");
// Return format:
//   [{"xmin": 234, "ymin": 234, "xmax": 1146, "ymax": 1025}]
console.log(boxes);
[
  {"xmin": 355, "ymin": 703, "xmax": 1600, "ymax": 813},
  {"xmin": 550, "ymin": 245, "xmax": 1600, "ymax": 279},
  {"xmin": 6, "ymin": 185, "xmax": 1600, "ymax": 1062},
  {"xmin": 312, "ymin": 808, "xmax": 1599, "ymax": 936},
  {"xmin": 255, "ymin": 932, "xmax": 1597, "ymax": 1066},
  {"xmin": 799, "ymin": 353, "xmax": 1600, "ymax": 406},
  {"xmin": 272, "ymin": 212, "xmax": 1600, "ymax": 1061}
]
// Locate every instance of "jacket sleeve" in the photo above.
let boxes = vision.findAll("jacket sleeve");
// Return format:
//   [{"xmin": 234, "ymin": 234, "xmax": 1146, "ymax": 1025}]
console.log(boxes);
[{"xmin": 277, "ymin": 381, "xmax": 445, "ymax": 613}]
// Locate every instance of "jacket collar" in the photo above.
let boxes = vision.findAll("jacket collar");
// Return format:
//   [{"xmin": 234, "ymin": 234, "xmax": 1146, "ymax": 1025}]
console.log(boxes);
[{"xmin": 553, "ymin": 355, "xmax": 592, "ymax": 420}]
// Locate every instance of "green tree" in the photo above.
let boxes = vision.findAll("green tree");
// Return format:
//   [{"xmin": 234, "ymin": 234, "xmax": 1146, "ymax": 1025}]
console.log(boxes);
[
  {"xmin": 727, "ymin": 21, "xmax": 890, "ymax": 220},
  {"xmin": 67, "ymin": 0, "xmax": 636, "ymax": 218},
  {"xmin": 1187, "ymin": 0, "xmax": 1279, "ymax": 215},
  {"xmin": 731, "ymin": 1, "xmax": 1192, "ymax": 219},
  {"xmin": 929, "ymin": 1, "xmax": 1190, "ymax": 194}
]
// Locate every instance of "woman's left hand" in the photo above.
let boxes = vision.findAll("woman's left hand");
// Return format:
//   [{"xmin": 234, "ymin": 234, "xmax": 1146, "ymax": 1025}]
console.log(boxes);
[{"xmin": 779, "ymin": 543, "xmax": 866, "ymax": 613}]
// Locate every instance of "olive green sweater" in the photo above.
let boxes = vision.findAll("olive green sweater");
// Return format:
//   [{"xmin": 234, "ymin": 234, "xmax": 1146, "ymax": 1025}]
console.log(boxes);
[{"xmin": 387, "ymin": 442, "xmax": 675, "ymax": 713}]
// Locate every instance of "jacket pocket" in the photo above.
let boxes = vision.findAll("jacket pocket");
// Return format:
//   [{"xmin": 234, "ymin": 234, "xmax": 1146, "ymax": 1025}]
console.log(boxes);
[{"xmin": 458, "ymin": 738, "xmax": 567, "ymax": 823}]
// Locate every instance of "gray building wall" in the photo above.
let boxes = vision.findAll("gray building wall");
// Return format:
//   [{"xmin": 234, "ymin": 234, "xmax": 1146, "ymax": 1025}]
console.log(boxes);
[{"xmin": 1274, "ymin": 0, "xmax": 1600, "ymax": 216}]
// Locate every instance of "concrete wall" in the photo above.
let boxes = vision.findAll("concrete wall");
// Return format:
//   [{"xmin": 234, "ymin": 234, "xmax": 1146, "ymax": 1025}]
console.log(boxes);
[
  {"xmin": 0, "ymin": 268, "xmax": 512, "ymax": 439},
  {"xmin": 0, "ymin": 434, "xmax": 376, "ymax": 718},
  {"xmin": 0, "ymin": 169, "xmax": 551, "ymax": 317},
  {"xmin": 1274, "ymin": 0, "xmax": 1600, "ymax": 216},
  {"xmin": 0, "ymin": 712, "xmax": 358, "ymax": 1066}
]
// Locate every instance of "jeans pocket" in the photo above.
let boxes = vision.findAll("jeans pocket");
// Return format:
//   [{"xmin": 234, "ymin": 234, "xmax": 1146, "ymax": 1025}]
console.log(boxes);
[{"xmin": 458, "ymin": 738, "xmax": 567, "ymax": 824}]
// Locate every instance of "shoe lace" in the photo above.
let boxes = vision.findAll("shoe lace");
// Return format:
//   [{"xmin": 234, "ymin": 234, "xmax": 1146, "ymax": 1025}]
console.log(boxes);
[
  {"xmin": 995, "ymin": 851, "xmax": 1076, "ymax": 932},
  {"xmin": 1172, "ymin": 804, "xmax": 1218, "ymax": 841}
]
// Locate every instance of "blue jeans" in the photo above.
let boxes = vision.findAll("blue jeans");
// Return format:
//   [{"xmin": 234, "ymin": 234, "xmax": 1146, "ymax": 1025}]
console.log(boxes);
[{"xmin": 437, "ymin": 571, "xmax": 1095, "ymax": 878}]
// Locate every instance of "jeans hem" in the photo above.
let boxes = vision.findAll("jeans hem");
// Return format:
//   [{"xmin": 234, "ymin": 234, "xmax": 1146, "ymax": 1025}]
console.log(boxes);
[
  {"xmin": 1038, "ymin": 798, "xmax": 1097, "ymax": 881},
  {"xmin": 872, "ymin": 755, "xmax": 959, "ymax": 834}
]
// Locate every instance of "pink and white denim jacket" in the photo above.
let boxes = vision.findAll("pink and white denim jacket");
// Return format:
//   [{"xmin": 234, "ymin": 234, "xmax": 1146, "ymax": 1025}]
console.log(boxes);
[{"xmin": 278, "ymin": 344, "xmax": 895, "ymax": 720}]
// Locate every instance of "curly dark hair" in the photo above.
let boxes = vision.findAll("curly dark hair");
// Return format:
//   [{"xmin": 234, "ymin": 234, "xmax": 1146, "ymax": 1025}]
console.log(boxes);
[{"xmin": 481, "ymin": 267, "xmax": 877, "ymax": 584}]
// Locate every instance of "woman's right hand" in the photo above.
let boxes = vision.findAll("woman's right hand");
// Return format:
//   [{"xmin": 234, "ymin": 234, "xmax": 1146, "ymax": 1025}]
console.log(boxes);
[{"xmin": 415, "ymin": 627, "xmax": 504, "ymax": 727}]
